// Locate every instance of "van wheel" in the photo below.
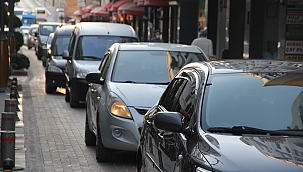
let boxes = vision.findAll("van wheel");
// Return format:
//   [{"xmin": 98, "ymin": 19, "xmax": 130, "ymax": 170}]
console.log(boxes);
[
  {"xmin": 65, "ymin": 86, "xmax": 70, "ymax": 102},
  {"xmin": 96, "ymin": 119, "xmax": 112, "ymax": 162},
  {"xmin": 70, "ymin": 86, "xmax": 80, "ymax": 108},
  {"xmin": 85, "ymin": 113, "xmax": 96, "ymax": 146}
]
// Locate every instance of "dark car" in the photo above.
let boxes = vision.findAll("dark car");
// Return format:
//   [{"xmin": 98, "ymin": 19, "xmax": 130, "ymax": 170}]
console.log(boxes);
[
  {"xmin": 42, "ymin": 32, "xmax": 54, "ymax": 67},
  {"xmin": 27, "ymin": 24, "xmax": 38, "ymax": 49},
  {"xmin": 45, "ymin": 25, "xmax": 74, "ymax": 94},
  {"xmin": 137, "ymin": 59, "xmax": 303, "ymax": 172}
]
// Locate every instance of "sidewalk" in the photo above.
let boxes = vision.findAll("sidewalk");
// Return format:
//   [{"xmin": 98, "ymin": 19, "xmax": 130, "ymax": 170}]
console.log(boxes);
[{"xmin": 0, "ymin": 76, "xmax": 27, "ymax": 171}]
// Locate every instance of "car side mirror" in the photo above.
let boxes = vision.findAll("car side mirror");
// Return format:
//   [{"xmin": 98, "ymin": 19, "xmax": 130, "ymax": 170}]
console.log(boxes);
[
  {"xmin": 154, "ymin": 112, "xmax": 183, "ymax": 132},
  {"xmin": 85, "ymin": 72, "xmax": 104, "ymax": 85},
  {"xmin": 62, "ymin": 50, "xmax": 71, "ymax": 60}
]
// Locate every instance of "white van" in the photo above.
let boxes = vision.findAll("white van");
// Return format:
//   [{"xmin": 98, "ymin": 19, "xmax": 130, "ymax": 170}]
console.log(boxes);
[
  {"xmin": 35, "ymin": 7, "xmax": 47, "ymax": 22},
  {"xmin": 62, "ymin": 22, "xmax": 139, "ymax": 108}
]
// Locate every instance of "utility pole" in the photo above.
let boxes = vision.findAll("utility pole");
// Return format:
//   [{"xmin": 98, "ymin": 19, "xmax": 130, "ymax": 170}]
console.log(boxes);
[{"xmin": 0, "ymin": 0, "xmax": 9, "ymax": 92}]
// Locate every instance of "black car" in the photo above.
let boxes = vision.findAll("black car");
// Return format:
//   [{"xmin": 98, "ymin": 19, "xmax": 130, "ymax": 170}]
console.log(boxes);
[
  {"xmin": 137, "ymin": 59, "xmax": 303, "ymax": 172},
  {"xmin": 45, "ymin": 25, "xmax": 74, "ymax": 94}
]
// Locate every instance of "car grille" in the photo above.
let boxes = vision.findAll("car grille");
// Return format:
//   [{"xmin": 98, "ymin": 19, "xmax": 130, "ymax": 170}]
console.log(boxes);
[{"xmin": 135, "ymin": 108, "xmax": 148, "ymax": 115}]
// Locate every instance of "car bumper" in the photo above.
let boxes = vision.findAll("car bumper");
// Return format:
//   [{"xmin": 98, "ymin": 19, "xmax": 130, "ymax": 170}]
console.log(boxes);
[
  {"xmin": 100, "ymin": 107, "xmax": 143, "ymax": 152},
  {"xmin": 70, "ymin": 78, "xmax": 88, "ymax": 102},
  {"xmin": 45, "ymin": 71, "xmax": 65, "ymax": 87}
]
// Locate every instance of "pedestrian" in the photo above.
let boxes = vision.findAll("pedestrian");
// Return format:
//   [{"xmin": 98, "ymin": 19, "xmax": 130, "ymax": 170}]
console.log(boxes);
[
  {"xmin": 191, "ymin": 29, "xmax": 213, "ymax": 57},
  {"xmin": 220, "ymin": 49, "xmax": 231, "ymax": 59},
  {"xmin": 150, "ymin": 29, "xmax": 164, "ymax": 42}
]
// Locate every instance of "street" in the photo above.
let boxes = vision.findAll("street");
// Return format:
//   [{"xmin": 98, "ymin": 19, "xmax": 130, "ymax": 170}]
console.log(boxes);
[{"xmin": 20, "ymin": 44, "xmax": 137, "ymax": 171}]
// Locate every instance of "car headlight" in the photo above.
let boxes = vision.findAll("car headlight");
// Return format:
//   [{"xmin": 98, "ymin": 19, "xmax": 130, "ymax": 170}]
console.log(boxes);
[
  {"xmin": 47, "ymin": 65, "xmax": 63, "ymax": 73},
  {"xmin": 107, "ymin": 92, "xmax": 132, "ymax": 119},
  {"xmin": 75, "ymin": 68, "xmax": 89, "ymax": 79},
  {"xmin": 48, "ymin": 49, "xmax": 51, "ymax": 54},
  {"xmin": 192, "ymin": 145, "xmax": 213, "ymax": 172}
]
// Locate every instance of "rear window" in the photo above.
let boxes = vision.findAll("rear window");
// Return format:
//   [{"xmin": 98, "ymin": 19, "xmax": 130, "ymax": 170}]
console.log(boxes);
[
  {"xmin": 36, "ymin": 10, "xmax": 46, "ymax": 14},
  {"xmin": 39, "ymin": 25, "xmax": 59, "ymax": 35}
]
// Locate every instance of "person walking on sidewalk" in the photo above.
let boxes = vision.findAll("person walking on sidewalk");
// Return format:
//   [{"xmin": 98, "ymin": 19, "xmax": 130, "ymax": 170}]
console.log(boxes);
[
  {"xmin": 191, "ymin": 29, "xmax": 213, "ymax": 57},
  {"xmin": 150, "ymin": 29, "xmax": 164, "ymax": 43}
]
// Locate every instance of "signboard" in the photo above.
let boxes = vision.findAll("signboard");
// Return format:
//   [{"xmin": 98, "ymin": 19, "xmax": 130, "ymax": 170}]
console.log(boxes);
[{"xmin": 284, "ymin": 0, "xmax": 303, "ymax": 60}]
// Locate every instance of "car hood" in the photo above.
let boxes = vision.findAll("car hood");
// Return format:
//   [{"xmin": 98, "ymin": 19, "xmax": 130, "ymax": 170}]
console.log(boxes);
[
  {"xmin": 50, "ymin": 56, "xmax": 66, "ymax": 70},
  {"xmin": 74, "ymin": 60, "xmax": 101, "ymax": 72},
  {"xmin": 198, "ymin": 134, "xmax": 303, "ymax": 171},
  {"xmin": 109, "ymin": 82, "xmax": 167, "ymax": 108}
]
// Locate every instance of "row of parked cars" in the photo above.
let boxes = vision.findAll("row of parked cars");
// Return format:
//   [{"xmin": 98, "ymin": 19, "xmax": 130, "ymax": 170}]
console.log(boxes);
[{"xmin": 31, "ymin": 21, "xmax": 303, "ymax": 171}]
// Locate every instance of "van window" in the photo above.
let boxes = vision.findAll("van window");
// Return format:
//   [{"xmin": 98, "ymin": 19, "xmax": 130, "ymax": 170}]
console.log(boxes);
[
  {"xmin": 75, "ymin": 35, "xmax": 138, "ymax": 60},
  {"xmin": 36, "ymin": 10, "xmax": 46, "ymax": 14},
  {"xmin": 53, "ymin": 35, "xmax": 71, "ymax": 56}
]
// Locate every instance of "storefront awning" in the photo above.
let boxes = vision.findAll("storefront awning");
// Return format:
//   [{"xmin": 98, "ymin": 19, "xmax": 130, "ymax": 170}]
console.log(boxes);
[
  {"xmin": 137, "ymin": 0, "xmax": 169, "ymax": 7},
  {"xmin": 73, "ymin": 9, "xmax": 82, "ymax": 17},
  {"xmin": 109, "ymin": 0, "xmax": 129, "ymax": 12},
  {"xmin": 118, "ymin": 2, "xmax": 144, "ymax": 16},
  {"xmin": 104, "ymin": 2, "xmax": 113, "ymax": 11},
  {"xmin": 81, "ymin": 4, "xmax": 98, "ymax": 13},
  {"xmin": 90, "ymin": 6, "xmax": 109, "ymax": 17}
]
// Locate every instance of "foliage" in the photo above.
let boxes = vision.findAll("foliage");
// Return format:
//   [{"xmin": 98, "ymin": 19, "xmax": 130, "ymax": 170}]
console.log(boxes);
[
  {"xmin": 4, "ymin": 6, "xmax": 22, "ymax": 29},
  {"xmin": 10, "ymin": 53, "xmax": 30, "ymax": 70},
  {"xmin": 14, "ymin": 31, "xmax": 23, "ymax": 52}
]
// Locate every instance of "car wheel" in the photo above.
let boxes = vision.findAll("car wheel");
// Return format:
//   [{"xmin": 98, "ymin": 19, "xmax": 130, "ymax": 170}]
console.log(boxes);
[
  {"xmin": 65, "ymin": 85, "xmax": 70, "ymax": 102},
  {"xmin": 45, "ymin": 85, "xmax": 56, "ymax": 94},
  {"xmin": 85, "ymin": 110, "xmax": 96, "ymax": 146},
  {"xmin": 96, "ymin": 119, "xmax": 112, "ymax": 162},
  {"xmin": 70, "ymin": 86, "xmax": 80, "ymax": 108}
]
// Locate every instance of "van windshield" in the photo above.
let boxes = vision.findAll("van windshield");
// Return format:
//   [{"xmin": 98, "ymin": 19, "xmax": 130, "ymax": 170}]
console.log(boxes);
[
  {"xmin": 22, "ymin": 18, "xmax": 36, "ymax": 25},
  {"xmin": 76, "ymin": 35, "xmax": 138, "ymax": 60}
]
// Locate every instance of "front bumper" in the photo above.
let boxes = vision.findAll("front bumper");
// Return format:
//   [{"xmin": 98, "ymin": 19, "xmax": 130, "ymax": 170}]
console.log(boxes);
[
  {"xmin": 45, "ymin": 71, "xmax": 65, "ymax": 88},
  {"xmin": 70, "ymin": 78, "xmax": 89, "ymax": 102}
]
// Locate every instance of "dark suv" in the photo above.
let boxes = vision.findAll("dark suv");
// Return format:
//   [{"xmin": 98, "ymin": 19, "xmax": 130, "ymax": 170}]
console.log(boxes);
[{"xmin": 45, "ymin": 25, "xmax": 75, "ymax": 94}]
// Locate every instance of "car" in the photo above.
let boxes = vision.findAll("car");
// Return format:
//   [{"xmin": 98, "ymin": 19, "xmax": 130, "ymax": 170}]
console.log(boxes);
[
  {"xmin": 35, "ymin": 7, "xmax": 47, "ymax": 22},
  {"xmin": 42, "ymin": 32, "xmax": 54, "ymax": 67},
  {"xmin": 45, "ymin": 25, "xmax": 75, "ymax": 94},
  {"xmin": 84, "ymin": 42, "xmax": 209, "ymax": 162},
  {"xmin": 137, "ymin": 59, "xmax": 303, "ymax": 172},
  {"xmin": 21, "ymin": 11, "xmax": 37, "ymax": 27},
  {"xmin": 27, "ymin": 24, "xmax": 38, "ymax": 49},
  {"xmin": 20, "ymin": 26, "xmax": 29, "ymax": 45},
  {"xmin": 35, "ymin": 22, "xmax": 62, "ymax": 60},
  {"xmin": 62, "ymin": 22, "xmax": 139, "ymax": 108}
]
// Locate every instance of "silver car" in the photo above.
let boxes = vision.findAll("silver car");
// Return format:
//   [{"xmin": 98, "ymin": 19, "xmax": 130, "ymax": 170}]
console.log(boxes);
[{"xmin": 84, "ymin": 42, "xmax": 209, "ymax": 162}]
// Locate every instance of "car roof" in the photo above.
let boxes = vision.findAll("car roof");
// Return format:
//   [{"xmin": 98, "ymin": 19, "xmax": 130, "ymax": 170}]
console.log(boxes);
[
  {"xmin": 55, "ymin": 25, "xmax": 75, "ymax": 35},
  {"xmin": 38, "ymin": 22, "xmax": 62, "ymax": 26},
  {"xmin": 184, "ymin": 60, "xmax": 303, "ymax": 74},
  {"xmin": 116, "ymin": 42, "xmax": 203, "ymax": 53},
  {"xmin": 29, "ymin": 24, "xmax": 39, "ymax": 28},
  {"xmin": 75, "ymin": 22, "xmax": 137, "ymax": 37}
]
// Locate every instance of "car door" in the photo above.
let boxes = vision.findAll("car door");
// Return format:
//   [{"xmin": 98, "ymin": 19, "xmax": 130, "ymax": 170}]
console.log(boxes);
[
  {"xmin": 157, "ymin": 69, "xmax": 198, "ymax": 171},
  {"xmin": 90, "ymin": 51, "xmax": 112, "ymax": 131}
]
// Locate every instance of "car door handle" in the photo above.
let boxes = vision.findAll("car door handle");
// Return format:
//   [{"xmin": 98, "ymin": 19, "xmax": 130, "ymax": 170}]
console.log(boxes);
[{"xmin": 96, "ymin": 96, "xmax": 100, "ymax": 100}]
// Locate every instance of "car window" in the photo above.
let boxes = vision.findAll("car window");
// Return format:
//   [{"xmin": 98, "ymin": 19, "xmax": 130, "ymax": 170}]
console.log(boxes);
[
  {"xmin": 40, "ymin": 25, "xmax": 59, "ymax": 35},
  {"xmin": 53, "ymin": 35, "xmax": 71, "ymax": 56},
  {"xmin": 111, "ymin": 51, "xmax": 204, "ymax": 84},
  {"xmin": 99, "ymin": 52, "xmax": 111, "ymax": 80},
  {"xmin": 204, "ymin": 73, "xmax": 303, "ymax": 130},
  {"xmin": 68, "ymin": 30, "xmax": 76, "ymax": 57},
  {"xmin": 47, "ymin": 34, "xmax": 53, "ymax": 44},
  {"xmin": 29, "ymin": 27, "xmax": 37, "ymax": 35}
]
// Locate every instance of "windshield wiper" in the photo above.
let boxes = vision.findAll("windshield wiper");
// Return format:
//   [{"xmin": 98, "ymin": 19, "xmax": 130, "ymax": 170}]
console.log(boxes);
[
  {"xmin": 207, "ymin": 126, "xmax": 303, "ymax": 136},
  {"xmin": 119, "ymin": 80, "xmax": 137, "ymax": 83},
  {"xmin": 77, "ymin": 56, "xmax": 100, "ymax": 60}
]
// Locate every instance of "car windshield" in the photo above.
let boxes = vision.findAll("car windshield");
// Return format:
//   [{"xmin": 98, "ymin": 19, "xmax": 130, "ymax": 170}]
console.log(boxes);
[
  {"xmin": 29, "ymin": 27, "xmax": 37, "ymax": 35},
  {"xmin": 53, "ymin": 35, "xmax": 71, "ymax": 56},
  {"xmin": 111, "ymin": 50, "xmax": 205, "ymax": 84},
  {"xmin": 40, "ymin": 25, "xmax": 59, "ymax": 35},
  {"xmin": 76, "ymin": 36, "xmax": 138, "ymax": 60},
  {"xmin": 203, "ymin": 73, "xmax": 303, "ymax": 131},
  {"xmin": 15, "ymin": 11, "xmax": 23, "ymax": 15}
]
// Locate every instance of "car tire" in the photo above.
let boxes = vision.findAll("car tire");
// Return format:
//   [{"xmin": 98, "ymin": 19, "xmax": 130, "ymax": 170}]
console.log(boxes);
[
  {"xmin": 45, "ymin": 85, "xmax": 56, "ymax": 94},
  {"xmin": 96, "ymin": 119, "xmax": 112, "ymax": 162},
  {"xmin": 65, "ymin": 84, "xmax": 70, "ymax": 102},
  {"xmin": 70, "ymin": 86, "xmax": 80, "ymax": 108},
  {"xmin": 85, "ymin": 112, "xmax": 96, "ymax": 146}
]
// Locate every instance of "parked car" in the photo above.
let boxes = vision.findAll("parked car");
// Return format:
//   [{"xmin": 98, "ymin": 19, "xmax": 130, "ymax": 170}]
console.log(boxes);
[
  {"xmin": 137, "ymin": 59, "xmax": 303, "ymax": 172},
  {"xmin": 84, "ymin": 42, "xmax": 209, "ymax": 162},
  {"xmin": 42, "ymin": 32, "xmax": 54, "ymax": 67},
  {"xmin": 20, "ymin": 26, "xmax": 29, "ymax": 45},
  {"xmin": 35, "ymin": 22, "xmax": 61, "ymax": 60},
  {"xmin": 27, "ymin": 24, "xmax": 38, "ymax": 49},
  {"xmin": 45, "ymin": 25, "xmax": 75, "ymax": 94},
  {"xmin": 62, "ymin": 22, "xmax": 139, "ymax": 108}
]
